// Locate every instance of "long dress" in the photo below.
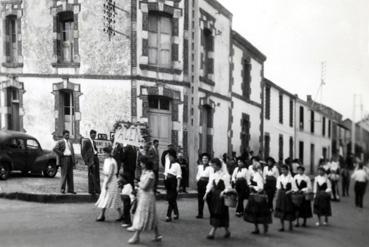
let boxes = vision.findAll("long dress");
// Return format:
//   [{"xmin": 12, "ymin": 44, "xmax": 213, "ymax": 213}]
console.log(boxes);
[
  {"xmin": 207, "ymin": 170, "xmax": 231, "ymax": 228},
  {"xmin": 274, "ymin": 175, "xmax": 296, "ymax": 221},
  {"xmin": 295, "ymin": 179, "xmax": 313, "ymax": 219},
  {"xmin": 313, "ymin": 178, "xmax": 332, "ymax": 217},
  {"xmin": 96, "ymin": 158, "xmax": 123, "ymax": 209},
  {"xmin": 232, "ymin": 167, "xmax": 250, "ymax": 214},
  {"xmin": 131, "ymin": 170, "xmax": 158, "ymax": 231},
  {"xmin": 263, "ymin": 166, "xmax": 279, "ymax": 210},
  {"xmin": 244, "ymin": 173, "xmax": 272, "ymax": 224}
]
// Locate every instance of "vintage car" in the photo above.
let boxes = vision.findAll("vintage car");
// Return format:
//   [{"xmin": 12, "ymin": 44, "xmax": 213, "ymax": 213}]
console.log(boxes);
[{"xmin": 0, "ymin": 130, "xmax": 58, "ymax": 180}]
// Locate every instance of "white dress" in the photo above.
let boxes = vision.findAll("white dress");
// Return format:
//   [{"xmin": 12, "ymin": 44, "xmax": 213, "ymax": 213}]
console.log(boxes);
[{"xmin": 95, "ymin": 158, "xmax": 123, "ymax": 209}]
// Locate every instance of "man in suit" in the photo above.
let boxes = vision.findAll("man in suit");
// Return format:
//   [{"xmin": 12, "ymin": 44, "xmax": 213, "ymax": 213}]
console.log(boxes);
[
  {"xmin": 148, "ymin": 139, "xmax": 160, "ymax": 194},
  {"xmin": 53, "ymin": 130, "xmax": 76, "ymax": 194},
  {"xmin": 81, "ymin": 129, "xmax": 101, "ymax": 195}
]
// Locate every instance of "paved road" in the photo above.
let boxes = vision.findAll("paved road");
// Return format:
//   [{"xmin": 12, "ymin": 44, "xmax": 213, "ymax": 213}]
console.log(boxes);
[{"xmin": 0, "ymin": 193, "xmax": 368, "ymax": 247}]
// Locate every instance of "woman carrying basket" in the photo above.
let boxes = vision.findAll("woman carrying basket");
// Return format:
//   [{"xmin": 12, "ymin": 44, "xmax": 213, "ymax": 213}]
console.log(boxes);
[
  {"xmin": 244, "ymin": 157, "xmax": 272, "ymax": 234},
  {"xmin": 231, "ymin": 157, "xmax": 250, "ymax": 217},
  {"xmin": 293, "ymin": 166, "xmax": 313, "ymax": 227},
  {"xmin": 203, "ymin": 158, "xmax": 232, "ymax": 239},
  {"xmin": 313, "ymin": 167, "xmax": 332, "ymax": 226},
  {"xmin": 274, "ymin": 165, "xmax": 297, "ymax": 232}
]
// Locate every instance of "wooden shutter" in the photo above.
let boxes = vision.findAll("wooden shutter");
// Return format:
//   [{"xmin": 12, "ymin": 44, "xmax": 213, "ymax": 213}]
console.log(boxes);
[
  {"xmin": 54, "ymin": 90, "xmax": 64, "ymax": 138},
  {"xmin": 55, "ymin": 15, "xmax": 62, "ymax": 62},
  {"xmin": 5, "ymin": 17, "xmax": 11, "ymax": 63}
]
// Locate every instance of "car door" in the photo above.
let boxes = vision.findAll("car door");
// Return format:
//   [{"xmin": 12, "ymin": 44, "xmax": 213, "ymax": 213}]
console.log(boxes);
[
  {"xmin": 6, "ymin": 138, "xmax": 27, "ymax": 171},
  {"xmin": 26, "ymin": 138, "xmax": 43, "ymax": 171}
]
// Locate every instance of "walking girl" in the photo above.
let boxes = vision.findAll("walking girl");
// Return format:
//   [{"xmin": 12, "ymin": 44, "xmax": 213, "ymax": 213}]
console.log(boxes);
[
  {"xmin": 231, "ymin": 157, "xmax": 250, "ymax": 217},
  {"xmin": 263, "ymin": 157, "xmax": 279, "ymax": 211},
  {"xmin": 95, "ymin": 146, "xmax": 123, "ymax": 222},
  {"xmin": 244, "ymin": 158, "xmax": 272, "ymax": 234},
  {"xmin": 128, "ymin": 156, "xmax": 161, "ymax": 244},
  {"xmin": 164, "ymin": 149, "xmax": 182, "ymax": 222},
  {"xmin": 293, "ymin": 166, "xmax": 313, "ymax": 227},
  {"xmin": 313, "ymin": 167, "xmax": 332, "ymax": 226},
  {"xmin": 274, "ymin": 165, "xmax": 296, "ymax": 232},
  {"xmin": 196, "ymin": 153, "xmax": 213, "ymax": 218},
  {"xmin": 204, "ymin": 158, "xmax": 232, "ymax": 239}
]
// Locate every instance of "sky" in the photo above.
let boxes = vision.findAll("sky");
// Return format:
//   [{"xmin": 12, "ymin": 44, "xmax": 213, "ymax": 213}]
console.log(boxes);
[{"xmin": 218, "ymin": 0, "xmax": 369, "ymax": 120}]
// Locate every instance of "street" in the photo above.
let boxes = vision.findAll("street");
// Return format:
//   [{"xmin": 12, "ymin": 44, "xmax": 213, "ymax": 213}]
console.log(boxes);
[{"xmin": 0, "ymin": 193, "xmax": 368, "ymax": 247}]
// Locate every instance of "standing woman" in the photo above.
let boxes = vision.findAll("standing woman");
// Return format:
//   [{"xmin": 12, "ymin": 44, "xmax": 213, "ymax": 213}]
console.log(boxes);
[
  {"xmin": 351, "ymin": 163, "xmax": 369, "ymax": 208},
  {"xmin": 164, "ymin": 149, "xmax": 182, "ymax": 222},
  {"xmin": 128, "ymin": 156, "xmax": 161, "ymax": 244},
  {"xmin": 196, "ymin": 153, "xmax": 213, "ymax": 219},
  {"xmin": 274, "ymin": 165, "xmax": 296, "ymax": 232},
  {"xmin": 329, "ymin": 155, "xmax": 341, "ymax": 201},
  {"xmin": 204, "ymin": 158, "xmax": 232, "ymax": 239},
  {"xmin": 263, "ymin": 157, "xmax": 279, "ymax": 211},
  {"xmin": 96, "ymin": 146, "xmax": 123, "ymax": 221},
  {"xmin": 293, "ymin": 166, "xmax": 313, "ymax": 227},
  {"xmin": 313, "ymin": 167, "xmax": 332, "ymax": 226},
  {"xmin": 231, "ymin": 157, "xmax": 250, "ymax": 217},
  {"xmin": 244, "ymin": 159, "xmax": 272, "ymax": 234}
]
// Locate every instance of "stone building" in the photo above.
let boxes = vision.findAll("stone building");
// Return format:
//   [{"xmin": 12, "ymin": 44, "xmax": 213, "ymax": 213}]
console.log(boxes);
[{"xmin": 263, "ymin": 78, "xmax": 296, "ymax": 163}]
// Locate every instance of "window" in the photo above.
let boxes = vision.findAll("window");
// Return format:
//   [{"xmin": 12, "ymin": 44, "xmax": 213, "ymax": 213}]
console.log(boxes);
[
  {"xmin": 6, "ymin": 87, "xmax": 20, "ymax": 131},
  {"xmin": 289, "ymin": 137, "xmax": 293, "ymax": 158},
  {"xmin": 26, "ymin": 139, "xmax": 40, "ymax": 150},
  {"xmin": 328, "ymin": 120, "xmax": 331, "ymax": 138},
  {"xmin": 58, "ymin": 11, "xmax": 74, "ymax": 63},
  {"xmin": 265, "ymin": 86, "xmax": 271, "ymax": 120},
  {"xmin": 9, "ymin": 138, "xmax": 25, "ymax": 150},
  {"xmin": 299, "ymin": 106, "xmax": 304, "ymax": 130},
  {"xmin": 289, "ymin": 99, "xmax": 293, "ymax": 127},
  {"xmin": 279, "ymin": 134, "xmax": 284, "ymax": 162},
  {"xmin": 310, "ymin": 111, "xmax": 315, "ymax": 133},
  {"xmin": 148, "ymin": 12, "xmax": 172, "ymax": 68},
  {"xmin": 241, "ymin": 114, "xmax": 250, "ymax": 153},
  {"xmin": 148, "ymin": 96, "xmax": 171, "ymax": 111},
  {"xmin": 299, "ymin": 141, "xmax": 304, "ymax": 163},
  {"xmin": 5, "ymin": 15, "xmax": 18, "ymax": 63},
  {"xmin": 322, "ymin": 117, "xmax": 326, "ymax": 136},
  {"xmin": 60, "ymin": 90, "xmax": 75, "ymax": 137},
  {"xmin": 279, "ymin": 93, "xmax": 283, "ymax": 124},
  {"xmin": 242, "ymin": 59, "xmax": 251, "ymax": 99},
  {"xmin": 264, "ymin": 134, "xmax": 270, "ymax": 159},
  {"xmin": 203, "ymin": 28, "xmax": 214, "ymax": 77}
]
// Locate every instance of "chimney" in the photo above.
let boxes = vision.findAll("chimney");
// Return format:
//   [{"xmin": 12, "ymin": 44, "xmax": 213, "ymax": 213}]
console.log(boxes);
[{"xmin": 307, "ymin": 95, "xmax": 312, "ymax": 102}]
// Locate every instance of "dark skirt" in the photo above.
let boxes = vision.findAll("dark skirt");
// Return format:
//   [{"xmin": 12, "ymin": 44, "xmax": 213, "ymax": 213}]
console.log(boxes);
[
  {"xmin": 274, "ymin": 190, "xmax": 296, "ymax": 221},
  {"xmin": 264, "ymin": 176, "xmax": 277, "ymax": 209},
  {"xmin": 313, "ymin": 191, "xmax": 332, "ymax": 216},
  {"xmin": 244, "ymin": 193, "xmax": 272, "ymax": 224},
  {"xmin": 235, "ymin": 178, "xmax": 249, "ymax": 199},
  {"xmin": 295, "ymin": 194, "xmax": 313, "ymax": 219},
  {"xmin": 209, "ymin": 187, "xmax": 229, "ymax": 227}
]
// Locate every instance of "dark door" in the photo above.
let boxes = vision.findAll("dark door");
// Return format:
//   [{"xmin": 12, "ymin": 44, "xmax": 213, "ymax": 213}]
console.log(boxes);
[
  {"xmin": 26, "ymin": 138, "xmax": 43, "ymax": 171},
  {"xmin": 6, "ymin": 138, "xmax": 27, "ymax": 171}
]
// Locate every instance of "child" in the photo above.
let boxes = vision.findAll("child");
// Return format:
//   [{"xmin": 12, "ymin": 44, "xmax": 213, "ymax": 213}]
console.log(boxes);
[{"xmin": 119, "ymin": 174, "xmax": 135, "ymax": 228}]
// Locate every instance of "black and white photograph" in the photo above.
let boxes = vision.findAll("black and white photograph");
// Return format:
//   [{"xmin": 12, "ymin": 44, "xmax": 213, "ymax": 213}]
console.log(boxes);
[{"xmin": 0, "ymin": 0, "xmax": 368, "ymax": 246}]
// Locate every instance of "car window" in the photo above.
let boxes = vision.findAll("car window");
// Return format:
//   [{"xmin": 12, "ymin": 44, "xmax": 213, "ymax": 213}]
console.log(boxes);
[
  {"xmin": 26, "ymin": 139, "xmax": 40, "ymax": 151},
  {"xmin": 8, "ymin": 138, "xmax": 26, "ymax": 150}
]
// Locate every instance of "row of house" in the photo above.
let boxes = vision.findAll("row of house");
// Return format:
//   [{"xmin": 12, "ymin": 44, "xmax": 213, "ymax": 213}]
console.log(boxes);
[{"xmin": 0, "ymin": 0, "xmax": 367, "ymax": 185}]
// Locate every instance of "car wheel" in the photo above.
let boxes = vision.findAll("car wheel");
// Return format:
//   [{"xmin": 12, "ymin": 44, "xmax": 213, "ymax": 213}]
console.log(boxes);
[
  {"xmin": 43, "ymin": 161, "xmax": 58, "ymax": 178},
  {"xmin": 0, "ymin": 163, "xmax": 9, "ymax": 180}
]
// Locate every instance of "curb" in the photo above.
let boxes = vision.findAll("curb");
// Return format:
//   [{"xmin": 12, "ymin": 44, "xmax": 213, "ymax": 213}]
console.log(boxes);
[{"xmin": 0, "ymin": 191, "xmax": 198, "ymax": 204}]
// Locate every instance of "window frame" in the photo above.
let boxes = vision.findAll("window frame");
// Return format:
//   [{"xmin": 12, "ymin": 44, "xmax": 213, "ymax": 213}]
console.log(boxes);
[{"xmin": 148, "ymin": 12, "xmax": 173, "ymax": 68}]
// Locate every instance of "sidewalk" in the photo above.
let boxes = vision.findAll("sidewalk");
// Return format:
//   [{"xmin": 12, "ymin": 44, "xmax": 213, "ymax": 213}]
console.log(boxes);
[{"xmin": 0, "ymin": 163, "xmax": 197, "ymax": 203}]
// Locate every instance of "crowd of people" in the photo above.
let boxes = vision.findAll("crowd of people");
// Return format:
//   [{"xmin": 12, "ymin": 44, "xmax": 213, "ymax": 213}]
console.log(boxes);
[{"xmin": 52, "ymin": 129, "xmax": 369, "ymax": 245}]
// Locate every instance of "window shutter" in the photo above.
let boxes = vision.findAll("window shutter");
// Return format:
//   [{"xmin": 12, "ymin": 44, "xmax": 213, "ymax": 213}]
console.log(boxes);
[
  {"xmin": 55, "ymin": 15, "xmax": 61, "ymax": 62},
  {"xmin": 54, "ymin": 90, "xmax": 64, "ymax": 138},
  {"xmin": 206, "ymin": 135, "xmax": 213, "ymax": 155},
  {"xmin": 207, "ymin": 58, "xmax": 214, "ymax": 74},
  {"xmin": 5, "ymin": 18, "xmax": 11, "ymax": 63},
  {"xmin": 207, "ymin": 109, "xmax": 213, "ymax": 128}
]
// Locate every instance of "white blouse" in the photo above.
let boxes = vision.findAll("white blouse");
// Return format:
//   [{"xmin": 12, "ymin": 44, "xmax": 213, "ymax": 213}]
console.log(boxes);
[
  {"xmin": 263, "ymin": 166, "xmax": 279, "ymax": 180},
  {"xmin": 329, "ymin": 161, "xmax": 340, "ymax": 173},
  {"xmin": 293, "ymin": 174, "xmax": 312, "ymax": 192},
  {"xmin": 351, "ymin": 169, "xmax": 369, "ymax": 182},
  {"xmin": 196, "ymin": 164, "xmax": 214, "ymax": 181},
  {"xmin": 313, "ymin": 175, "xmax": 332, "ymax": 193},
  {"xmin": 276, "ymin": 174, "xmax": 296, "ymax": 191},
  {"xmin": 248, "ymin": 171, "xmax": 264, "ymax": 192},
  {"xmin": 206, "ymin": 170, "xmax": 231, "ymax": 193},
  {"xmin": 231, "ymin": 167, "xmax": 250, "ymax": 183},
  {"xmin": 164, "ymin": 162, "xmax": 182, "ymax": 179}
]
